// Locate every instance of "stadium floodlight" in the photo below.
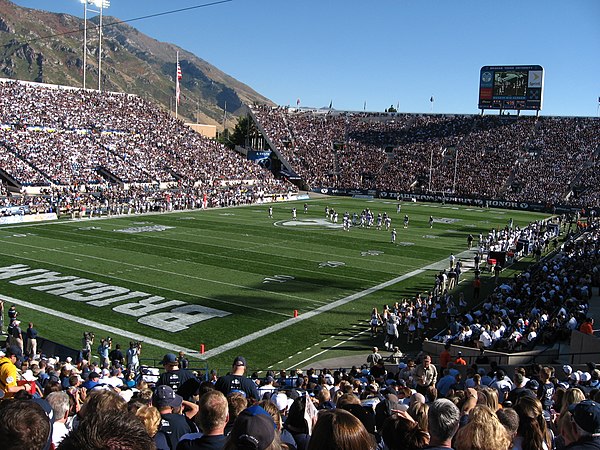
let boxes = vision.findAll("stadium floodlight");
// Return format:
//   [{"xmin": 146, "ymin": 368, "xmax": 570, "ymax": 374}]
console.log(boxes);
[{"xmin": 80, "ymin": 0, "xmax": 110, "ymax": 91}]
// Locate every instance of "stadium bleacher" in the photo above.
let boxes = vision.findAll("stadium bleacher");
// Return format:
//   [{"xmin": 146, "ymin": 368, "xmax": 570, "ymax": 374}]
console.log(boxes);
[
  {"xmin": 250, "ymin": 104, "xmax": 600, "ymax": 208},
  {"xmin": 1, "ymin": 81, "xmax": 600, "ymax": 450}
]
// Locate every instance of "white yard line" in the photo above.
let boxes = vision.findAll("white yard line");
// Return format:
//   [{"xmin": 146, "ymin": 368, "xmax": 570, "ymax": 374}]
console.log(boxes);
[
  {"xmin": 285, "ymin": 328, "xmax": 370, "ymax": 370},
  {"xmin": 0, "ymin": 238, "xmax": 325, "ymax": 310},
  {"xmin": 0, "ymin": 211, "xmax": 477, "ymax": 363},
  {"xmin": 0, "ymin": 248, "xmax": 472, "ymax": 362},
  {"xmin": 199, "ymin": 268, "xmax": 426, "ymax": 359},
  {"xmin": 0, "ymin": 247, "xmax": 291, "ymax": 318}
]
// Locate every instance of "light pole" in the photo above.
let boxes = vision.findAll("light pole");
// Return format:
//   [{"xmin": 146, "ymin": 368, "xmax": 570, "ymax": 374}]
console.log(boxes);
[{"xmin": 80, "ymin": 0, "xmax": 110, "ymax": 91}]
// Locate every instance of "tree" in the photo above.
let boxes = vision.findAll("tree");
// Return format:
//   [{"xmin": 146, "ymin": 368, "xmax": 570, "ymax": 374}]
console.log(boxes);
[{"xmin": 219, "ymin": 115, "xmax": 256, "ymax": 150}]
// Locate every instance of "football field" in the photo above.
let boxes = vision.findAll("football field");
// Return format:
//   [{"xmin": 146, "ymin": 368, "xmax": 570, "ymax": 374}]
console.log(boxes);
[{"xmin": 0, "ymin": 198, "xmax": 550, "ymax": 372}]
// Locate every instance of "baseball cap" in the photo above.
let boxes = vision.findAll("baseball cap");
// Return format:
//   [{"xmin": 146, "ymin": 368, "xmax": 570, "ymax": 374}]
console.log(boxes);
[
  {"xmin": 21, "ymin": 370, "xmax": 37, "ymax": 382},
  {"xmin": 153, "ymin": 385, "xmax": 183, "ymax": 409},
  {"xmin": 88, "ymin": 372, "xmax": 100, "ymax": 380},
  {"xmin": 569, "ymin": 400, "xmax": 600, "ymax": 435},
  {"xmin": 526, "ymin": 379, "xmax": 540, "ymax": 391},
  {"xmin": 581, "ymin": 372, "xmax": 592, "ymax": 382},
  {"xmin": 6, "ymin": 345, "xmax": 22, "ymax": 360},
  {"xmin": 563, "ymin": 365, "xmax": 573, "ymax": 376},
  {"xmin": 273, "ymin": 392, "xmax": 289, "ymax": 412},
  {"xmin": 161, "ymin": 353, "xmax": 177, "ymax": 365},
  {"xmin": 233, "ymin": 356, "xmax": 247, "ymax": 367},
  {"xmin": 229, "ymin": 405, "xmax": 276, "ymax": 450}
]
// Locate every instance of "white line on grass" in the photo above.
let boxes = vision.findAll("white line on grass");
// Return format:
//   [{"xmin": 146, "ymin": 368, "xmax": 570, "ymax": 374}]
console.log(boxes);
[
  {"xmin": 0, "ymin": 247, "xmax": 291, "ymax": 318},
  {"xmin": 0, "ymin": 294, "xmax": 202, "ymax": 359},
  {"xmin": 199, "ymin": 268, "xmax": 425, "ymax": 360},
  {"xmin": 286, "ymin": 328, "xmax": 370, "ymax": 370},
  {"xmin": 0, "ymin": 239, "xmax": 324, "ymax": 313}
]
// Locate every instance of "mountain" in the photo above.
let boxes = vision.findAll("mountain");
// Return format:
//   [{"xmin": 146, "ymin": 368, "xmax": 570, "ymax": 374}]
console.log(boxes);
[{"xmin": 0, "ymin": 0, "xmax": 273, "ymax": 127}]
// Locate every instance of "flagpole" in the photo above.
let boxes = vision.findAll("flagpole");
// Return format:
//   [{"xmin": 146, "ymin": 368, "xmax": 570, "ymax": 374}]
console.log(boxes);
[{"xmin": 175, "ymin": 51, "xmax": 179, "ymax": 119}]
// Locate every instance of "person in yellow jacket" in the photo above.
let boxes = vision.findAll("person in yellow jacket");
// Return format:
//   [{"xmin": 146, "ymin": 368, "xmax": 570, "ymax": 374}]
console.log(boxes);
[{"xmin": 0, "ymin": 346, "xmax": 26, "ymax": 398}]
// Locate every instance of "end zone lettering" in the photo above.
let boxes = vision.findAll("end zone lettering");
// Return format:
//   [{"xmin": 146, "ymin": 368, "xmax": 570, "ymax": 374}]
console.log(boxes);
[{"xmin": 0, "ymin": 264, "xmax": 230, "ymax": 333}]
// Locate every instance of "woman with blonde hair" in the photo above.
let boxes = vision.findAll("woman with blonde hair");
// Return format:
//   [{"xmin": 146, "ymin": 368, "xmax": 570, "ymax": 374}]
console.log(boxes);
[
  {"xmin": 555, "ymin": 387, "xmax": 585, "ymax": 448},
  {"xmin": 307, "ymin": 409, "xmax": 376, "ymax": 450},
  {"xmin": 479, "ymin": 386, "xmax": 499, "ymax": 411},
  {"xmin": 134, "ymin": 405, "xmax": 169, "ymax": 450},
  {"xmin": 408, "ymin": 401, "xmax": 429, "ymax": 432},
  {"xmin": 454, "ymin": 404, "xmax": 511, "ymax": 450},
  {"xmin": 513, "ymin": 396, "xmax": 552, "ymax": 450}
]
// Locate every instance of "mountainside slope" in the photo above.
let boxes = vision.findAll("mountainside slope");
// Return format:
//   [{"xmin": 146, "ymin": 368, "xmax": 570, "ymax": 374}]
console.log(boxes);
[{"xmin": 0, "ymin": 0, "xmax": 273, "ymax": 126}]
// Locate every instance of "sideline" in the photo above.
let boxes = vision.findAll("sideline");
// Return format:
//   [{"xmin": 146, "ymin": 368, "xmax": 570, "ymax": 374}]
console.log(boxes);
[{"xmin": 0, "ymin": 293, "xmax": 201, "ymax": 358}]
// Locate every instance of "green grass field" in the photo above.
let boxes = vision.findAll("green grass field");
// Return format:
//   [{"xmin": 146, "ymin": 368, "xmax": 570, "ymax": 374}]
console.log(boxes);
[{"xmin": 0, "ymin": 198, "xmax": 550, "ymax": 373}]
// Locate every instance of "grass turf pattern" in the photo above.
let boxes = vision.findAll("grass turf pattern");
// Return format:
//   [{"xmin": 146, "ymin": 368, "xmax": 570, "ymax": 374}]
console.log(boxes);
[{"xmin": 0, "ymin": 198, "xmax": 549, "ymax": 371}]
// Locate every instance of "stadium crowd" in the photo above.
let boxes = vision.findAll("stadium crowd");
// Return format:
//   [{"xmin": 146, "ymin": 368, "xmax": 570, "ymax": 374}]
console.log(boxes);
[
  {"xmin": 0, "ymin": 81, "xmax": 294, "ymax": 206},
  {"xmin": 250, "ymin": 105, "xmax": 600, "ymax": 208},
  {"xmin": 0, "ymin": 216, "xmax": 598, "ymax": 449},
  {"xmin": 0, "ymin": 81, "xmax": 599, "ymax": 450}
]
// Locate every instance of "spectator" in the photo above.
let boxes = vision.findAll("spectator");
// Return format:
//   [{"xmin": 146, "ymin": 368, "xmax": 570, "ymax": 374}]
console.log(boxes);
[
  {"xmin": 223, "ymin": 405, "xmax": 280, "ymax": 450},
  {"xmin": 0, "ymin": 345, "xmax": 27, "ymax": 398},
  {"xmin": 0, "ymin": 399, "xmax": 52, "ymax": 450},
  {"xmin": 57, "ymin": 409, "xmax": 155, "ymax": 450},
  {"xmin": 427, "ymin": 398, "xmax": 460, "ymax": 450},
  {"xmin": 46, "ymin": 391, "xmax": 71, "ymax": 448},
  {"xmin": 415, "ymin": 355, "xmax": 438, "ymax": 396},
  {"xmin": 453, "ymin": 404, "xmax": 511, "ymax": 450},
  {"xmin": 307, "ymin": 408, "xmax": 376, "ymax": 450},
  {"xmin": 135, "ymin": 405, "xmax": 170, "ymax": 450},
  {"xmin": 563, "ymin": 400, "xmax": 600, "ymax": 450},
  {"xmin": 214, "ymin": 356, "xmax": 259, "ymax": 401},
  {"xmin": 512, "ymin": 396, "xmax": 552, "ymax": 450},
  {"xmin": 381, "ymin": 412, "xmax": 429, "ymax": 450},
  {"xmin": 177, "ymin": 390, "xmax": 228, "ymax": 450},
  {"xmin": 156, "ymin": 353, "xmax": 198, "ymax": 401},
  {"xmin": 152, "ymin": 385, "xmax": 192, "ymax": 450}
]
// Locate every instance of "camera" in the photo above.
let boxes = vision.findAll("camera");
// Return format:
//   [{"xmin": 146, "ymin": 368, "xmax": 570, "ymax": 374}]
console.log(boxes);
[
  {"xmin": 83, "ymin": 331, "xmax": 95, "ymax": 343},
  {"xmin": 130, "ymin": 341, "xmax": 142, "ymax": 349}
]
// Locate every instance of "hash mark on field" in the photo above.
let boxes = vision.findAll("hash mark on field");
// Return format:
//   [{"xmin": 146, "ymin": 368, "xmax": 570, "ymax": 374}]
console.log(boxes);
[{"xmin": 287, "ymin": 328, "xmax": 370, "ymax": 370}]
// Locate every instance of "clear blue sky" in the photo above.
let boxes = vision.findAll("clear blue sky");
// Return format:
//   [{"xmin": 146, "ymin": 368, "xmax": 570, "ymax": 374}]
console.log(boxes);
[{"xmin": 12, "ymin": 0, "xmax": 600, "ymax": 117}]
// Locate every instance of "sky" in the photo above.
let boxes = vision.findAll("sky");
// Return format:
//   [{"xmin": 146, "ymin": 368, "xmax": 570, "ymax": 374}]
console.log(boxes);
[{"xmin": 11, "ymin": 0, "xmax": 600, "ymax": 117}]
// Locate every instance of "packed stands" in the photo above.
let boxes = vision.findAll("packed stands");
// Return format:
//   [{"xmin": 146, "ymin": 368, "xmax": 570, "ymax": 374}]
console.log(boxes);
[
  {"xmin": 0, "ymin": 80, "xmax": 294, "ymax": 208},
  {"xmin": 250, "ymin": 105, "xmax": 600, "ymax": 207}
]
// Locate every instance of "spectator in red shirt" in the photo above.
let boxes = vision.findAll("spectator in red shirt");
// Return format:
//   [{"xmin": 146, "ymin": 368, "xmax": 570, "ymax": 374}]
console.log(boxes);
[
  {"xmin": 579, "ymin": 318, "xmax": 594, "ymax": 335},
  {"xmin": 439, "ymin": 343, "xmax": 452, "ymax": 369},
  {"xmin": 454, "ymin": 352, "xmax": 467, "ymax": 366}
]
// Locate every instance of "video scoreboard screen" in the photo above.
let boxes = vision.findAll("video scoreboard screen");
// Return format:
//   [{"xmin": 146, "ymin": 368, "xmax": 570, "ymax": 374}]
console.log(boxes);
[{"xmin": 478, "ymin": 65, "xmax": 544, "ymax": 111}]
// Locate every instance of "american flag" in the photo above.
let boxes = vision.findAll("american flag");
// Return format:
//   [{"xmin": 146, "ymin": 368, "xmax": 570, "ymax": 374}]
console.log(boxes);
[{"xmin": 176, "ymin": 61, "xmax": 182, "ymax": 105}]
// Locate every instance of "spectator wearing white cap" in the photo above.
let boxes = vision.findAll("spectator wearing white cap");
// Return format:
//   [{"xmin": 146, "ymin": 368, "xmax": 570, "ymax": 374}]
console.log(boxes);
[{"xmin": 272, "ymin": 391, "xmax": 293, "ymax": 419}]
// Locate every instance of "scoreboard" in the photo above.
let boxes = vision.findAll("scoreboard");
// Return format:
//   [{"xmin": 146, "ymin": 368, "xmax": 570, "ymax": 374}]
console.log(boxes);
[{"xmin": 478, "ymin": 65, "xmax": 544, "ymax": 111}]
